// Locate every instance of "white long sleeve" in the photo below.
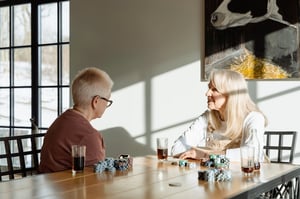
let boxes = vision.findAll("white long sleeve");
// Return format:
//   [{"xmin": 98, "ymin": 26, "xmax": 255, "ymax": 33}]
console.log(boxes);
[
  {"xmin": 171, "ymin": 111, "xmax": 266, "ymax": 162},
  {"xmin": 171, "ymin": 111, "xmax": 209, "ymax": 156}
]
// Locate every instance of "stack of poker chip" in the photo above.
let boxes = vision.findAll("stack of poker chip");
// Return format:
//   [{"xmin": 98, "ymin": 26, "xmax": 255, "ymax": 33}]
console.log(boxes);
[
  {"xmin": 105, "ymin": 157, "xmax": 116, "ymax": 172},
  {"xmin": 205, "ymin": 169, "xmax": 216, "ymax": 181},
  {"xmin": 198, "ymin": 154, "xmax": 231, "ymax": 182},
  {"xmin": 202, "ymin": 154, "xmax": 230, "ymax": 170},
  {"xmin": 119, "ymin": 154, "xmax": 133, "ymax": 168},
  {"xmin": 214, "ymin": 155, "xmax": 230, "ymax": 169},
  {"xmin": 198, "ymin": 170, "xmax": 205, "ymax": 181},
  {"xmin": 94, "ymin": 159, "xmax": 108, "ymax": 173},
  {"xmin": 215, "ymin": 169, "xmax": 231, "ymax": 182},
  {"xmin": 198, "ymin": 169, "xmax": 231, "ymax": 182},
  {"xmin": 94, "ymin": 156, "xmax": 131, "ymax": 173},
  {"xmin": 114, "ymin": 159, "xmax": 129, "ymax": 171}
]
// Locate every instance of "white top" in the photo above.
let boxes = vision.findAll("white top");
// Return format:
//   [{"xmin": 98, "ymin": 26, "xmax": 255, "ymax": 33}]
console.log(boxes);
[{"xmin": 171, "ymin": 111, "xmax": 266, "ymax": 162}]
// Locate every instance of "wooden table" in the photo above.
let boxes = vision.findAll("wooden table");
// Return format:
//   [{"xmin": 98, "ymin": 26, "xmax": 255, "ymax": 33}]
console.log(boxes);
[{"xmin": 0, "ymin": 156, "xmax": 299, "ymax": 199}]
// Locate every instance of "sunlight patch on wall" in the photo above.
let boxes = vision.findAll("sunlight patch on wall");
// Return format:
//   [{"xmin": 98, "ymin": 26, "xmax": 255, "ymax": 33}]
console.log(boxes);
[
  {"xmin": 151, "ymin": 60, "xmax": 206, "ymax": 131},
  {"xmin": 254, "ymin": 81, "xmax": 300, "ymax": 131}
]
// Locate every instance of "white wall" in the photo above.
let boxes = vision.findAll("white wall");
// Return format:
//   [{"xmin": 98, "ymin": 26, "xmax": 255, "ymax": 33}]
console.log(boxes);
[{"xmin": 71, "ymin": 0, "xmax": 300, "ymax": 163}]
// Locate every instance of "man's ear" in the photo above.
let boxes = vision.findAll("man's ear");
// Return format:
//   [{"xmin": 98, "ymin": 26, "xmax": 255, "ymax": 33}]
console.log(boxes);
[{"xmin": 91, "ymin": 95, "xmax": 98, "ymax": 109}]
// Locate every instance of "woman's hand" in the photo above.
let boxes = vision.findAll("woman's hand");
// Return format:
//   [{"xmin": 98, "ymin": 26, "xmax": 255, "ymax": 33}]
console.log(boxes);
[{"xmin": 179, "ymin": 147, "xmax": 208, "ymax": 160}]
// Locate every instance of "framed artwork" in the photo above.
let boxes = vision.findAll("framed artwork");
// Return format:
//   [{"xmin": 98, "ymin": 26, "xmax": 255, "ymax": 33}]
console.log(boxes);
[{"xmin": 202, "ymin": 0, "xmax": 300, "ymax": 80}]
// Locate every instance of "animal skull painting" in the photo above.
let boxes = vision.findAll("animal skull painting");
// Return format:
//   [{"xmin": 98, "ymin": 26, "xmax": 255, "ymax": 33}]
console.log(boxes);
[{"xmin": 210, "ymin": 0, "xmax": 293, "ymax": 30}]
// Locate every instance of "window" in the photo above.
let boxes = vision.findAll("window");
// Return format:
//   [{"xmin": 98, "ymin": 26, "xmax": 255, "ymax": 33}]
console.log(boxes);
[{"xmin": 0, "ymin": 0, "xmax": 70, "ymax": 137}]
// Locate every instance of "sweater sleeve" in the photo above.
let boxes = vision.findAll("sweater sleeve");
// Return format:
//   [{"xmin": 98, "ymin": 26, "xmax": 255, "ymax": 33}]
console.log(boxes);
[{"xmin": 171, "ymin": 112, "xmax": 208, "ymax": 156}]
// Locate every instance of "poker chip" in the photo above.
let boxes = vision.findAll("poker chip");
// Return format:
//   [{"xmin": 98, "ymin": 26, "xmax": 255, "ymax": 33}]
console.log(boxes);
[
  {"xmin": 202, "ymin": 154, "xmax": 230, "ymax": 169},
  {"xmin": 215, "ymin": 170, "xmax": 231, "ymax": 182},
  {"xmin": 188, "ymin": 162, "xmax": 196, "ymax": 169},
  {"xmin": 114, "ymin": 159, "xmax": 129, "ymax": 171},
  {"xmin": 198, "ymin": 170, "xmax": 205, "ymax": 180},
  {"xmin": 105, "ymin": 157, "xmax": 115, "ymax": 172},
  {"xmin": 198, "ymin": 154, "xmax": 232, "ymax": 182},
  {"xmin": 94, "ymin": 156, "xmax": 132, "ymax": 173},
  {"xmin": 198, "ymin": 169, "xmax": 231, "ymax": 182},
  {"xmin": 94, "ymin": 160, "xmax": 107, "ymax": 173},
  {"xmin": 119, "ymin": 154, "xmax": 133, "ymax": 168},
  {"xmin": 169, "ymin": 182, "xmax": 182, "ymax": 187},
  {"xmin": 179, "ymin": 160, "xmax": 188, "ymax": 167}
]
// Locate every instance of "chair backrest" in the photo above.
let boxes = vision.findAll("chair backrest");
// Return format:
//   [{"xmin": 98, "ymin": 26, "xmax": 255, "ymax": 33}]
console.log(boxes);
[
  {"xmin": 0, "ymin": 133, "xmax": 46, "ymax": 181},
  {"xmin": 264, "ymin": 131, "xmax": 297, "ymax": 164}
]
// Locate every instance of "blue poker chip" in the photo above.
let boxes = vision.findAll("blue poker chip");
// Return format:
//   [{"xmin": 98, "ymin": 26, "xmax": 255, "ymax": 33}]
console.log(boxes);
[{"xmin": 179, "ymin": 160, "xmax": 188, "ymax": 167}]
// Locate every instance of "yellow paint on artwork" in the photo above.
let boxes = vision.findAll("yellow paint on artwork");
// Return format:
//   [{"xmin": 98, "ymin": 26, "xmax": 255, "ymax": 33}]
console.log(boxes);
[{"xmin": 230, "ymin": 52, "xmax": 290, "ymax": 79}]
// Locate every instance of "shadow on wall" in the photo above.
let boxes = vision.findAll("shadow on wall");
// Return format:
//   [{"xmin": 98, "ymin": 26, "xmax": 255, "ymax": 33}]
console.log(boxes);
[{"xmin": 100, "ymin": 127, "xmax": 155, "ymax": 158}]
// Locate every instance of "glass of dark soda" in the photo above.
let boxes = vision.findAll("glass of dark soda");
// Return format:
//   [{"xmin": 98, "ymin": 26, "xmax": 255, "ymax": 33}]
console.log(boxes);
[{"xmin": 72, "ymin": 145, "xmax": 86, "ymax": 174}]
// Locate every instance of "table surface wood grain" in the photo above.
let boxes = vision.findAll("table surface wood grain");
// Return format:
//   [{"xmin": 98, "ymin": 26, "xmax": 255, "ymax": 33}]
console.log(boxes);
[{"xmin": 1, "ymin": 156, "xmax": 300, "ymax": 199}]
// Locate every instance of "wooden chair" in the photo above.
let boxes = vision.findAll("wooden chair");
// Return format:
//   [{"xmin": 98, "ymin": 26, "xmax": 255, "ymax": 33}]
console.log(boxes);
[
  {"xmin": 264, "ymin": 131, "xmax": 297, "ymax": 164},
  {"xmin": 263, "ymin": 131, "xmax": 298, "ymax": 198},
  {"xmin": 0, "ymin": 133, "xmax": 46, "ymax": 181}
]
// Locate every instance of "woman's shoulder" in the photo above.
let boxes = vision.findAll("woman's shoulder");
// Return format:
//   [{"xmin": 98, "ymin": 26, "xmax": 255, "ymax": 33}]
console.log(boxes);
[
  {"xmin": 186, "ymin": 110, "xmax": 210, "ymax": 128},
  {"xmin": 244, "ymin": 111, "xmax": 265, "ymax": 123},
  {"xmin": 193, "ymin": 110, "xmax": 210, "ymax": 122},
  {"xmin": 201, "ymin": 109, "xmax": 210, "ymax": 118},
  {"xmin": 246, "ymin": 111, "xmax": 264, "ymax": 118}
]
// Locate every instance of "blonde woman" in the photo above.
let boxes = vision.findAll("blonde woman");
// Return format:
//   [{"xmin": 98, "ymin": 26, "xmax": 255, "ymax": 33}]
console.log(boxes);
[{"xmin": 171, "ymin": 69, "xmax": 268, "ymax": 161}]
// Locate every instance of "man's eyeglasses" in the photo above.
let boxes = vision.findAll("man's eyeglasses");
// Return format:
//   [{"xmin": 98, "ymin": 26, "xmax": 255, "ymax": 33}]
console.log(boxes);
[{"xmin": 94, "ymin": 95, "xmax": 113, "ymax": 107}]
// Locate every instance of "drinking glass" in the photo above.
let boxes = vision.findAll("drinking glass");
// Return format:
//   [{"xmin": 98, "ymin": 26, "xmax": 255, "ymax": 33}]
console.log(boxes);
[
  {"xmin": 240, "ymin": 146, "xmax": 255, "ymax": 175},
  {"xmin": 72, "ymin": 145, "xmax": 86, "ymax": 174},
  {"xmin": 156, "ymin": 138, "xmax": 168, "ymax": 161}
]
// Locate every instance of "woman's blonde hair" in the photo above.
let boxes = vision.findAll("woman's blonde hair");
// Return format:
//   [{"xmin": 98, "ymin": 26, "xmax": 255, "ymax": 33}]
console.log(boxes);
[
  {"xmin": 207, "ymin": 69, "xmax": 267, "ymax": 140},
  {"xmin": 72, "ymin": 67, "xmax": 114, "ymax": 107}
]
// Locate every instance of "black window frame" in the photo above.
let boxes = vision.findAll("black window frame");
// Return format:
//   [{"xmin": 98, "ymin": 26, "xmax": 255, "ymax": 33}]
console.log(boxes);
[{"xmin": 0, "ymin": 0, "xmax": 70, "ymax": 137}]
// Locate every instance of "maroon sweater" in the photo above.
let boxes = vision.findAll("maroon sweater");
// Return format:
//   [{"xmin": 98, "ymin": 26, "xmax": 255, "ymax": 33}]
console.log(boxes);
[{"xmin": 39, "ymin": 109, "xmax": 105, "ymax": 173}]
